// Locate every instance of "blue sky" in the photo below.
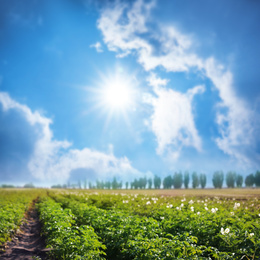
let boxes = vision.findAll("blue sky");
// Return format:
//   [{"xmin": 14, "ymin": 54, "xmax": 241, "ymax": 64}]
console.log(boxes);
[{"xmin": 0, "ymin": 0, "xmax": 260, "ymax": 186}]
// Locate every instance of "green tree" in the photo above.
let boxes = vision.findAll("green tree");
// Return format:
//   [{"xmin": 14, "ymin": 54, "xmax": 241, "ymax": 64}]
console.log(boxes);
[
  {"xmin": 226, "ymin": 171, "xmax": 236, "ymax": 188},
  {"xmin": 112, "ymin": 177, "xmax": 118, "ymax": 189},
  {"xmin": 200, "ymin": 173, "xmax": 207, "ymax": 188},
  {"xmin": 255, "ymin": 171, "xmax": 260, "ymax": 187},
  {"xmin": 139, "ymin": 177, "xmax": 147, "ymax": 189},
  {"xmin": 133, "ymin": 179, "xmax": 138, "ymax": 189},
  {"xmin": 184, "ymin": 171, "xmax": 190, "ymax": 189},
  {"xmin": 192, "ymin": 172, "xmax": 199, "ymax": 189},
  {"xmin": 24, "ymin": 183, "xmax": 35, "ymax": 188},
  {"xmin": 154, "ymin": 175, "xmax": 161, "ymax": 189},
  {"xmin": 236, "ymin": 174, "xmax": 243, "ymax": 187},
  {"xmin": 245, "ymin": 173, "xmax": 255, "ymax": 187},
  {"xmin": 125, "ymin": 181, "xmax": 129, "ymax": 189},
  {"xmin": 163, "ymin": 175, "xmax": 172, "ymax": 189},
  {"xmin": 173, "ymin": 172, "xmax": 182, "ymax": 189},
  {"xmin": 212, "ymin": 171, "xmax": 224, "ymax": 188}
]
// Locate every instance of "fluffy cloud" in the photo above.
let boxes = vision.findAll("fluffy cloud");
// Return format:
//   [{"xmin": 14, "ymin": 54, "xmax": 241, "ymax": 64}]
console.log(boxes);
[
  {"xmin": 97, "ymin": 0, "xmax": 259, "ymax": 168},
  {"xmin": 0, "ymin": 92, "xmax": 143, "ymax": 183},
  {"xmin": 146, "ymin": 74, "xmax": 205, "ymax": 157}
]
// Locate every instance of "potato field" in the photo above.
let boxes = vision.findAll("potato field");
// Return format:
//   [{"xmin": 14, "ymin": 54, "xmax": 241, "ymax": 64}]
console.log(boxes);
[{"xmin": 0, "ymin": 189, "xmax": 259, "ymax": 259}]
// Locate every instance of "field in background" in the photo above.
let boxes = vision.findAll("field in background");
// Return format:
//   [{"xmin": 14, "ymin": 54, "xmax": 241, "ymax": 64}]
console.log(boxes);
[{"xmin": 51, "ymin": 187, "xmax": 260, "ymax": 199}]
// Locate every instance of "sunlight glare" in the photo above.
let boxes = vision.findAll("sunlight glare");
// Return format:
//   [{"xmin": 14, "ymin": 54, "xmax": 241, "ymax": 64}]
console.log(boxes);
[{"xmin": 103, "ymin": 77, "xmax": 133, "ymax": 110}]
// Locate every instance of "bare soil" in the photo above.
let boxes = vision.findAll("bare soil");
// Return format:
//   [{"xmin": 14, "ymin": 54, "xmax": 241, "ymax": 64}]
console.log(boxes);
[{"xmin": 0, "ymin": 202, "xmax": 49, "ymax": 260}]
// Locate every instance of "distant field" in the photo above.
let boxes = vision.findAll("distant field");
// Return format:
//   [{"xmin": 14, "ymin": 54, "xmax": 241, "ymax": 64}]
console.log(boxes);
[{"xmin": 51, "ymin": 187, "xmax": 260, "ymax": 198}]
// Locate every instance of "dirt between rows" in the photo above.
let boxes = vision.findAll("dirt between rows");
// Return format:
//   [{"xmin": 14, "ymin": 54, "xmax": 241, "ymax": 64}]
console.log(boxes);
[{"xmin": 0, "ymin": 202, "xmax": 50, "ymax": 260}]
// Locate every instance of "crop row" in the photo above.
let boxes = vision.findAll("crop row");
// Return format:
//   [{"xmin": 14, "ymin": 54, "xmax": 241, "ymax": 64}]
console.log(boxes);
[
  {"xmin": 0, "ymin": 189, "xmax": 45, "ymax": 248},
  {"xmin": 37, "ymin": 197, "xmax": 106, "ymax": 259},
  {"xmin": 49, "ymin": 191, "xmax": 260, "ymax": 259},
  {"xmin": 50, "ymin": 193, "xmax": 235, "ymax": 259}
]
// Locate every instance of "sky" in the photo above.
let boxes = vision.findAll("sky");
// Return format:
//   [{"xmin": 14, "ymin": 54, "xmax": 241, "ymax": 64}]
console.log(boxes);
[{"xmin": 0, "ymin": 0, "xmax": 260, "ymax": 186}]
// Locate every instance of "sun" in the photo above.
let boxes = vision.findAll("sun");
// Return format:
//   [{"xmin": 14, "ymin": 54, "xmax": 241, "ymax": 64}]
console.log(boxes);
[
  {"xmin": 103, "ymin": 78, "xmax": 133, "ymax": 110},
  {"xmin": 86, "ymin": 67, "xmax": 137, "ymax": 127},
  {"xmin": 99, "ymin": 70, "xmax": 136, "ymax": 114}
]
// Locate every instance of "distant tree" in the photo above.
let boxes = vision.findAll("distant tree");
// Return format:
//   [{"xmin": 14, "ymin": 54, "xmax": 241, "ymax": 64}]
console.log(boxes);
[
  {"xmin": 184, "ymin": 171, "xmax": 190, "ymax": 189},
  {"xmin": 139, "ymin": 177, "xmax": 147, "ymax": 189},
  {"xmin": 173, "ymin": 172, "xmax": 182, "ymax": 189},
  {"xmin": 96, "ymin": 180, "xmax": 101, "ymax": 189},
  {"xmin": 51, "ymin": 184, "xmax": 62, "ymax": 189},
  {"xmin": 255, "ymin": 171, "xmax": 260, "ymax": 187},
  {"xmin": 67, "ymin": 181, "xmax": 70, "ymax": 189},
  {"xmin": 105, "ymin": 181, "xmax": 111, "ymax": 189},
  {"xmin": 78, "ymin": 180, "xmax": 81, "ymax": 189},
  {"xmin": 192, "ymin": 172, "xmax": 199, "ymax": 189},
  {"xmin": 212, "ymin": 171, "xmax": 224, "ymax": 188},
  {"xmin": 163, "ymin": 175, "xmax": 173, "ymax": 189},
  {"xmin": 245, "ymin": 173, "xmax": 255, "ymax": 187},
  {"xmin": 1, "ymin": 184, "xmax": 15, "ymax": 188},
  {"xmin": 89, "ymin": 182, "xmax": 92, "ymax": 189},
  {"xmin": 24, "ymin": 183, "xmax": 35, "ymax": 188},
  {"xmin": 148, "ymin": 178, "xmax": 153, "ymax": 189},
  {"xmin": 125, "ymin": 182, "xmax": 129, "ymax": 189},
  {"xmin": 154, "ymin": 175, "xmax": 161, "ymax": 189},
  {"xmin": 226, "ymin": 171, "xmax": 236, "ymax": 188},
  {"xmin": 133, "ymin": 179, "xmax": 138, "ymax": 189},
  {"xmin": 112, "ymin": 177, "xmax": 118, "ymax": 189},
  {"xmin": 84, "ymin": 180, "xmax": 87, "ymax": 189},
  {"xmin": 236, "ymin": 174, "xmax": 243, "ymax": 187},
  {"xmin": 130, "ymin": 181, "xmax": 134, "ymax": 189},
  {"xmin": 200, "ymin": 173, "xmax": 207, "ymax": 189}
]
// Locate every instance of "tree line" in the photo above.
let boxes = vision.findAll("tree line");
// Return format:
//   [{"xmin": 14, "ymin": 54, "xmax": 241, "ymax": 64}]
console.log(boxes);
[{"xmin": 50, "ymin": 170, "xmax": 260, "ymax": 189}]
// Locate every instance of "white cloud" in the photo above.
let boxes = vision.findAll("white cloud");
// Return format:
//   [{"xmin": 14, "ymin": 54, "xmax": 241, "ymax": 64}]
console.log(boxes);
[
  {"xmin": 204, "ymin": 58, "xmax": 257, "ymax": 165},
  {"xmin": 0, "ymin": 92, "xmax": 143, "ymax": 182},
  {"xmin": 97, "ymin": 0, "xmax": 259, "ymax": 168},
  {"xmin": 146, "ymin": 74, "xmax": 205, "ymax": 157},
  {"xmin": 90, "ymin": 41, "xmax": 103, "ymax": 53}
]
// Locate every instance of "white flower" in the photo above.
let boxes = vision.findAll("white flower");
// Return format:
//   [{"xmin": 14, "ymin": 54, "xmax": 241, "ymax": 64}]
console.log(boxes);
[
  {"xmin": 230, "ymin": 212, "xmax": 234, "ymax": 215},
  {"xmin": 197, "ymin": 212, "xmax": 200, "ymax": 215},
  {"xmin": 189, "ymin": 200, "xmax": 194, "ymax": 204},
  {"xmin": 221, "ymin": 227, "xmax": 230, "ymax": 235},
  {"xmin": 146, "ymin": 201, "xmax": 151, "ymax": 205},
  {"xmin": 166, "ymin": 204, "xmax": 173, "ymax": 208},
  {"xmin": 191, "ymin": 206, "xmax": 194, "ymax": 212},
  {"xmin": 249, "ymin": 233, "xmax": 254, "ymax": 237},
  {"xmin": 180, "ymin": 203, "xmax": 184, "ymax": 207},
  {"xmin": 211, "ymin": 208, "xmax": 217, "ymax": 213},
  {"xmin": 123, "ymin": 200, "xmax": 129, "ymax": 204},
  {"xmin": 225, "ymin": 228, "xmax": 230, "ymax": 234},
  {"xmin": 205, "ymin": 207, "xmax": 208, "ymax": 211},
  {"xmin": 176, "ymin": 207, "xmax": 181, "ymax": 210},
  {"xmin": 234, "ymin": 202, "xmax": 240, "ymax": 210},
  {"xmin": 160, "ymin": 216, "xmax": 165, "ymax": 220}
]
